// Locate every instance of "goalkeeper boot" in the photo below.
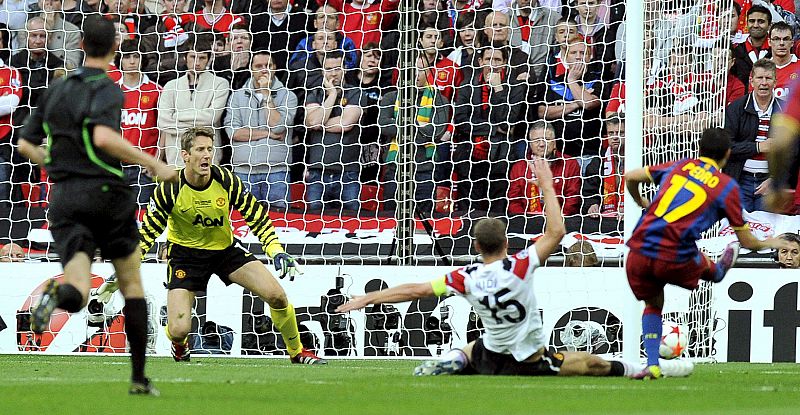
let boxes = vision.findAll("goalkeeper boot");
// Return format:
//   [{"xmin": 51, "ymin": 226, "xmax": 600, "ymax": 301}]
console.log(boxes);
[
  {"xmin": 129, "ymin": 378, "xmax": 160, "ymax": 396},
  {"xmin": 413, "ymin": 358, "xmax": 466, "ymax": 376},
  {"xmin": 631, "ymin": 365, "xmax": 662, "ymax": 380},
  {"xmin": 30, "ymin": 279, "xmax": 59, "ymax": 334},
  {"xmin": 714, "ymin": 241, "xmax": 741, "ymax": 283},
  {"xmin": 290, "ymin": 348, "xmax": 327, "ymax": 365},
  {"xmin": 659, "ymin": 359, "xmax": 694, "ymax": 377},
  {"xmin": 171, "ymin": 339, "xmax": 190, "ymax": 362}
]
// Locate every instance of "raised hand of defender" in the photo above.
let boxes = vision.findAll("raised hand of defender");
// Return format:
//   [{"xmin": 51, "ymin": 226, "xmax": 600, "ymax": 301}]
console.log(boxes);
[
  {"xmin": 336, "ymin": 295, "xmax": 368, "ymax": 313},
  {"xmin": 532, "ymin": 158, "xmax": 553, "ymax": 189},
  {"xmin": 274, "ymin": 252, "xmax": 302, "ymax": 281}
]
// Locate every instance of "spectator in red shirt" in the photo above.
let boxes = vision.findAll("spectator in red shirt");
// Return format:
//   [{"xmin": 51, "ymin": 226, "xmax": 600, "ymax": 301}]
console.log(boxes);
[
  {"xmin": 171, "ymin": 0, "xmax": 244, "ymax": 35},
  {"xmin": 507, "ymin": 121, "xmax": 581, "ymax": 216},
  {"xmin": 725, "ymin": 47, "xmax": 746, "ymax": 106},
  {"xmin": 735, "ymin": 0, "xmax": 795, "ymax": 36},
  {"xmin": 0, "ymin": 55, "xmax": 21, "ymax": 206},
  {"xmin": 116, "ymin": 39, "xmax": 162, "ymax": 206},
  {"xmin": 768, "ymin": 22, "xmax": 800, "ymax": 100},
  {"xmin": 320, "ymin": 0, "xmax": 401, "ymax": 49},
  {"xmin": 418, "ymin": 25, "xmax": 462, "ymax": 102}
]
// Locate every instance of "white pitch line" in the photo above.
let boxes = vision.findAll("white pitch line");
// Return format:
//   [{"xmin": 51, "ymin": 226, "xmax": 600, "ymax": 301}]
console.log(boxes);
[{"xmin": 4, "ymin": 377, "xmax": 800, "ymax": 393}]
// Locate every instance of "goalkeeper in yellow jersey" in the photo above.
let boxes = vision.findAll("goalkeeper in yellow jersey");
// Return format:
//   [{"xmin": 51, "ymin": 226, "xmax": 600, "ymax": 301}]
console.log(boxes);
[{"xmin": 131, "ymin": 127, "xmax": 325, "ymax": 364}]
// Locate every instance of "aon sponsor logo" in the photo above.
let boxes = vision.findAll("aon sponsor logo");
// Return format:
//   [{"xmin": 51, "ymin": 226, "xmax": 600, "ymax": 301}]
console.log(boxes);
[
  {"xmin": 193, "ymin": 214, "xmax": 224, "ymax": 227},
  {"xmin": 121, "ymin": 109, "xmax": 148, "ymax": 126}
]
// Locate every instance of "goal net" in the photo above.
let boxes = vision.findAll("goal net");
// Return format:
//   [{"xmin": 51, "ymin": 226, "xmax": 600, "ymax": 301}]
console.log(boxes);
[{"xmin": 0, "ymin": 0, "xmax": 775, "ymax": 361}]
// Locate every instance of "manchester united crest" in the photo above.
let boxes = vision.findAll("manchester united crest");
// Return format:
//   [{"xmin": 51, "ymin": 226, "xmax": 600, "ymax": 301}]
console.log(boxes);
[
  {"xmin": 141, "ymin": 95, "xmax": 150, "ymax": 104},
  {"xmin": 216, "ymin": 197, "xmax": 225, "ymax": 207},
  {"xmin": 175, "ymin": 269, "xmax": 186, "ymax": 279},
  {"xmin": 366, "ymin": 13, "xmax": 379, "ymax": 25}
]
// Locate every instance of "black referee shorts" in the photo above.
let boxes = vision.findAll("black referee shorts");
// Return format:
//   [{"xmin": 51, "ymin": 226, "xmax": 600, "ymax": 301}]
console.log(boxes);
[
  {"xmin": 165, "ymin": 242, "xmax": 259, "ymax": 292},
  {"xmin": 48, "ymin": 179, "xmax": 139, "ymax": 264},
  {"xmin": 464, "ymin": 338, "xmax": 565, "ymax": 376}
]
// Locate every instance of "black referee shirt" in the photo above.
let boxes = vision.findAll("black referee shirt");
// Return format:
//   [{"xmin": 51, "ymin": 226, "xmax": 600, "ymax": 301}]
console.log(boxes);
[{"xmin": 21, "ymin": 67, "xmax": 125, "ymax": 184}]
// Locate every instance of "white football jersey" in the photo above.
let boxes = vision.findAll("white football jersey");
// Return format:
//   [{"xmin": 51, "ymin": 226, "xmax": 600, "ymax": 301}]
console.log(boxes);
[{"xmin": 443, "ymin": 245, "xmax": 544, "ymax": 361}]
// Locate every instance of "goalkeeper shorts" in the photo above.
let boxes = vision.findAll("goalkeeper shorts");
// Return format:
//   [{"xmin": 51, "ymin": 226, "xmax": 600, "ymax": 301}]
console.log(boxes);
[{"xmin": 165, "ymin": 241, "xmax": 259, "ymax": 292}]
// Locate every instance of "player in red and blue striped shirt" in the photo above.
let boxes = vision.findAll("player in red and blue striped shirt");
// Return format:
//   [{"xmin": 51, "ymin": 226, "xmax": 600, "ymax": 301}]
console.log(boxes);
[{"xmin": 625, "ymin": 127, "xmax": 789, "ymax": 379}]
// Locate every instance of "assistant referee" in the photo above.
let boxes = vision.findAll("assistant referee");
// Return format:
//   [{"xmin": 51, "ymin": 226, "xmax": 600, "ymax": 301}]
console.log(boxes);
[{"xmin": 17, "ymin": 16, "xmax": 177, "ymax": 396}]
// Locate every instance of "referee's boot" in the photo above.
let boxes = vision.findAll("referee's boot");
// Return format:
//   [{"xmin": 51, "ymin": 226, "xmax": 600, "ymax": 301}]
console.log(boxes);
[
  {"xmin": 290, "ymin": 348, "xmax": 327, "ymax": 365},
  {"xmin": 129, "ymin": 378, "xmax": 160, "ymax": 396},
  {"xmin": 171, "ymin": 339, "xmax": 191, "ymax": 362},
  {"xmin": 30, "ymin": 279, "xmax": 60, "ymax": 334}
]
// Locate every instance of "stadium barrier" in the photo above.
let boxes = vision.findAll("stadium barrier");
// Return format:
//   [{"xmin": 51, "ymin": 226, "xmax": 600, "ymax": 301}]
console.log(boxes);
[{"xmin": 1, "ymin": 263, "xmax": 798, "ymax": 363}]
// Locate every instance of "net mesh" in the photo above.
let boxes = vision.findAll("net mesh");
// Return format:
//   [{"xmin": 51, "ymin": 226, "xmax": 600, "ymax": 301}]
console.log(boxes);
[{"xmin": 0, "ymin": 0, "xmax": 789, "ymax": 361}]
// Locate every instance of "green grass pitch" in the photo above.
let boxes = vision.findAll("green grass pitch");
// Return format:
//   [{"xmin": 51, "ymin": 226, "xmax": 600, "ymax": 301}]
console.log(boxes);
[{"xmin": 1, "ymin": 355, "xmax": 798, "ymax": 415}]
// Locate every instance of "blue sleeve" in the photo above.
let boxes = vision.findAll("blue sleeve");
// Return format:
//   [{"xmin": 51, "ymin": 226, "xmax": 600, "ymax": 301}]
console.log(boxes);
[
  {"xmin": 342, "ymin": 37, "xmax": 358, "ymax": 69},
  {"xmin": 647, "ymin": 160, "xmax": 679, "ymax": 186}
]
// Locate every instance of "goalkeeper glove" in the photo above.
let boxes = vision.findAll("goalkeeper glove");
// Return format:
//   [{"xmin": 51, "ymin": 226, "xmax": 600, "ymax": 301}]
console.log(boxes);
[
  {"xmin": 95, "ymin": 278, "xmax": 119, "ymax": 304},
  {"xmin": 274, "ymin": 253, "xmax": 302, "ymax": 281}
]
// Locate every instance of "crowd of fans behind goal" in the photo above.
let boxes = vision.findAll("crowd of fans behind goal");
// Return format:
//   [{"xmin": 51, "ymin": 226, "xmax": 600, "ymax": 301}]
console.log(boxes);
[{"xmin": 0, "ymin": 0, "xmax": 800, "ymax": 265}]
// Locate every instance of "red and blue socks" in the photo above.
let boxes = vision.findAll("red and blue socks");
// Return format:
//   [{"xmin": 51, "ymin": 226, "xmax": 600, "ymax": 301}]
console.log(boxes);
[{"xmin": 642, "ymin": 305, "xmax": 662, "ymax": 367}]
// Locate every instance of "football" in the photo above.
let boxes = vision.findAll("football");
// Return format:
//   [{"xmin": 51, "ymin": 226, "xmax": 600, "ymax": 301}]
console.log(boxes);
[{"xmin": 659, "ymin": 321, "xmax": 688, "ymax": 359}]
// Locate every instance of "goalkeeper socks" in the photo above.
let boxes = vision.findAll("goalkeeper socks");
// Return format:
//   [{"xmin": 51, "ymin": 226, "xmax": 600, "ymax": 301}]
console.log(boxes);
[
  {"xmin": 642, "ymin": 305, "xmax": 663, "ymax": 367},
  {"xmin": 270, "ymin": 304, "xmax": 303, "ymax": 357},
  {"xmin": 123, "ymin": 298, "xmax": 148, "ymax": 384},
  {"xmin": 56, "ymin": 283, "xmax": 83, "ymax": 313}
]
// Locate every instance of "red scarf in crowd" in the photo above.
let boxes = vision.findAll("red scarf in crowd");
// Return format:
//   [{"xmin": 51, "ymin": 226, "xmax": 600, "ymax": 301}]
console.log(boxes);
[{"xmin": 600, "ymin": 147, "xmax": 624, "ymax": 214}]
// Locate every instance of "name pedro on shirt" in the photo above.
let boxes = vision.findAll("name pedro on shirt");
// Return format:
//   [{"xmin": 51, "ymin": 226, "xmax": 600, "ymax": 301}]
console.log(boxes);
[{"xmin": 681, "ymin": 162, "xmax": 720, "ymax": 188}]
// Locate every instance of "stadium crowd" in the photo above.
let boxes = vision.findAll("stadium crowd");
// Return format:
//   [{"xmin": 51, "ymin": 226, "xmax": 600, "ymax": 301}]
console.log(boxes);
[{"xmin": 0, "ymin": 0, "xmax": 799, "ymax": 224}]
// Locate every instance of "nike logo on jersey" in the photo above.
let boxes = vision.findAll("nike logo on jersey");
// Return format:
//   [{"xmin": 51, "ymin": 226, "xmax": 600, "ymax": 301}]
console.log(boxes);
[{"xmin": 180, "ymin": 207, "xmax": 191, "ymax": 213}]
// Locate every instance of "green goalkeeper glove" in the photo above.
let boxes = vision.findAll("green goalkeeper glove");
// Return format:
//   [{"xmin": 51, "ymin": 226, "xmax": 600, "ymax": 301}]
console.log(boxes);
[
  {"xmin": 95, "ymin": 275, "xmax": 119, "ymax": 303},
  {"xmin": 274, "ymin": 253, "xmax": 302, "ymax": 281}
]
